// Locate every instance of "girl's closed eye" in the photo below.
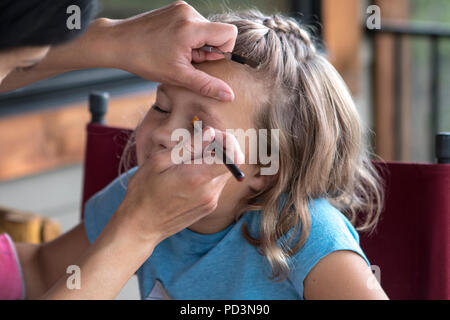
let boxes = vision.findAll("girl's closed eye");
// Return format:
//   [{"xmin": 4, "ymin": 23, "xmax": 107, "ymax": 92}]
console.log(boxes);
[
  {"xmin": 14, "ymin": 65, "xmax": 36, "ymax": 72},
  {"xmin": 151, "ymin": 104, "xmax": 169, "ymax": 114}
]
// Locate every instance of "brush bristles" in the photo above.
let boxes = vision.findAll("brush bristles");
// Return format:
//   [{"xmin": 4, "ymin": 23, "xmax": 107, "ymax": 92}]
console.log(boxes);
[{"xmin": 192, "ymin": 116, "xmax": 201, "ymax": 131}]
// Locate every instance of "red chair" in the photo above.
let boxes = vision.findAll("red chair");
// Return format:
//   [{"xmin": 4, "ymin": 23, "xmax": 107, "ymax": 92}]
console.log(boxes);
[
  {"xmin": 361, "ymin": 161, "xmax": 450, "ymax": 299},
  {"xmin": 80, "ymin": 92, "xmax": 450, "ymax": 299},
  {"xmin": 80, "ymin": 92, "xmax": 136, "ymax": 218}
]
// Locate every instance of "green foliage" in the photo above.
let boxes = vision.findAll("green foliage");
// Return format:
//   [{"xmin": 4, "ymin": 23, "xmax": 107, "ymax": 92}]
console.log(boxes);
[{"xmin": 410, "ymin": 0, "xmax": 450, "ymax": 132}]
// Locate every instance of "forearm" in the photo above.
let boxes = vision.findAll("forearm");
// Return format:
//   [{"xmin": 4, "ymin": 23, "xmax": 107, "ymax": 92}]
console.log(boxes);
[
  {"xmin": 0, "ymin": 18, "xmax": 119, "ymax": 93},
  {"xmin": 41, "ymin": 211, "xmax": 157, "ymax": 299}
]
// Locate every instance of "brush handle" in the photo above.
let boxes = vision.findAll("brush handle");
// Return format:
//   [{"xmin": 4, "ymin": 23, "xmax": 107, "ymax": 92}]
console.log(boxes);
[
  {"xmin": 216, "ymin": 141, "xmax": 245, "ymax": 181},
  {"xmin": 192, "ymin": 116, "xmax": 245, "ymax": 181},
  {"xmin": 199, "ymin": 45, "xmax": 223, "ymax": 54},
  {"xmin": 224, "ymin": 160, "xmax": 245, "ymax": 181}
]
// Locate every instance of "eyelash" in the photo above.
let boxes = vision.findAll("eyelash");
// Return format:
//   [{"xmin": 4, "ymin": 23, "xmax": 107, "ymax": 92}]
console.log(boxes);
[
  {"xmin": 15, "ymin": 66, "xmax": 35, "ymax": 72},
  {"xmin": 151, "ymin": 104, "xmax": 213, "ymax": 128},
  {"xmin": 152, "ymin": 104, "xmax": 169, "ymax": 113}
]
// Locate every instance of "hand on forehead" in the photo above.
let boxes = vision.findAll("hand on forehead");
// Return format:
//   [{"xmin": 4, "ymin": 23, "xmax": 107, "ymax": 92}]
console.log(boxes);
[{"xmin": 158, "ymin": 59, "xmax": 262, "ymax": 131}]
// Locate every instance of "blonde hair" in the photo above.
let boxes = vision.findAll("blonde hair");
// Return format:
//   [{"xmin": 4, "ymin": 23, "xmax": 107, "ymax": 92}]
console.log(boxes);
[
  {"xmin": 209, "ymin": 10, "xmax": 383, "ymax": 280},
  {"xmin": 119, "ymin": 9, "xmax": 385, "ymax": 282}
]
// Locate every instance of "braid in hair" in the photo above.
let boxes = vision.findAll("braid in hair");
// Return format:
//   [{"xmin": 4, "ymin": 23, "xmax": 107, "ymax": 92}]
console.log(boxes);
[{"xmin": 262, "ymin": 14, "xmax": 316, "ymax": 55}]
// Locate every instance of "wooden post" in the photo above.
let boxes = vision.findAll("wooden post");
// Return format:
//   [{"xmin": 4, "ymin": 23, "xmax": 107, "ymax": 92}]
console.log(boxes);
[
  {"xmin": 372, "ymin": 0, "xmax": 411, "ymax": 161},
  {"xmin": 322, "ymin": 0, "xmax": 362, "ymax": 95}
]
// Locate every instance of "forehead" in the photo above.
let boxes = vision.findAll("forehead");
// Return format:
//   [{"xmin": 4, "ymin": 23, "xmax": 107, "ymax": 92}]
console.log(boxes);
[
  {"xmin": 195, "ymin": 59, "xmax": 262, "ymax": 105},
  {"xmin": 156, "ymin": 59, "xmax": 261, "ymax": 127},
  {"xmin": 157, "ymin": 59, "xmax": 250, "ymax": 100}
]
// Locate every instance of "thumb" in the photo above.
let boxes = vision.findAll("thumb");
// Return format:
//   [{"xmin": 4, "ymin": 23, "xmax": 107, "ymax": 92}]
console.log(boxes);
[{"xmin": 177, "ymin": 65, "xmax": 235, "ymax": 102}]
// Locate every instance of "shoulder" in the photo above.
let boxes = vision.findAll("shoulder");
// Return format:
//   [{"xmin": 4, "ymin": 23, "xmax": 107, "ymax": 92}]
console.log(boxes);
[
  {"xmin": 287, "ymin": 197, "xmax": 371, "ymax": 296},
  {"xmin": 83, "ymin": 166, "xmax": 139, "ymax": 244},
  {"xmin": 244, "ymin": 197, "xmax": 365, "ymax": 256},
  {"xmin": 300, "ymin": 199, "xmax": 388, "ymax": 299},
  {"xmin": 302, "ymin": 249, "xmax": 388, "ymax": 299},
  {"xmin": 306, "ymin": 198, "xmax": 362, "ymax": 245}
]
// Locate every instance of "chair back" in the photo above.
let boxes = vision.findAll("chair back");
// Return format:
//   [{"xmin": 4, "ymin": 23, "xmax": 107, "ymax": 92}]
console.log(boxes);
[
  {"xmin": 80, "ymin": 123, "xmax": 135, "ymax": 218},
  {"xmin": 360, "ymin": 161, "xmax": 450, "ymax": 299}
]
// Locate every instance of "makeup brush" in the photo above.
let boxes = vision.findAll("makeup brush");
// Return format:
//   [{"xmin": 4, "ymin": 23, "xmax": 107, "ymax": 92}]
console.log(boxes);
[
  {"xmin": 192, "ymin": 116, "xmax": 245, "ymax": 181},
  {"xmin": 199, "ymin": 45, "xmax": 260, "ymax": 69}
]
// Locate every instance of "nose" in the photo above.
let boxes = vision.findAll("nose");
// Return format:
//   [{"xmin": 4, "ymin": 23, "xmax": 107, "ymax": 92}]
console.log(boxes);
[{"xmin": 149, "ymin": 120, "xmax": 182, "ymax": 152}]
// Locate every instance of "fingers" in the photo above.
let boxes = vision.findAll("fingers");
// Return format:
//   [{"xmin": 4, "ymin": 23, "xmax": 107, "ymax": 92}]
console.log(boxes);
[
  {"xmin": 176, "ymin": 65, "xmax": 235, "ymax": 102},
  {"xmin": 144, "ymin": 126, "xmax": 215, "ymax": 173},
  {"xmin": 160, "ymin": 198, "xmax": 219, "ymax": 238},
  {"xmin": 174, "ymin": 15, "xmax": 237, "ymax": 101},
  {"xmin": 187, "ymin": 128, "xmax": 245, "ymax": 182},
  {"xmin": 179, "ymin": 126, "xmax": 244, "ymax": 167},
  {"xmin": 191, "ymin": 49, "xmax": 223, "ymax": 63},
  {"xmin": 179, "ymin": 126, "xmax": 216, "ymax": 163},
  {"xmin": 170, "ymin": 2, "xmax": 238, "ymax": 54},
  {"xmin": 213, "ymin": 130, "xmax": 245, "ymax": 165},
  {"xmin": 184, "ymin": 22, "xmax": 238, "ymax": 101},
  {"xmin": 198, "ymin": 21, "xmax": 238, "ymax": 54},
  {"xmin": 191, "ymin": 21, "xmax": 238, "ymax": 64},
  {"xmin": 143, "ymin": 126, "xmax": 245, "ymax": 185},
  {"xmin": 113, "ymin": 1, "xmax": 238, "ymax": 102}
]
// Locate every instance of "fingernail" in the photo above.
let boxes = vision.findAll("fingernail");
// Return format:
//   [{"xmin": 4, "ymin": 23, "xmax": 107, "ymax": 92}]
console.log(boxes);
[
  {"xmin": 217, "ymin": 90, "xmax": 234, "ymax": 101},
  {"xmin": 203, "ymin": 127, "xmax": 215, "ymax": 142}
]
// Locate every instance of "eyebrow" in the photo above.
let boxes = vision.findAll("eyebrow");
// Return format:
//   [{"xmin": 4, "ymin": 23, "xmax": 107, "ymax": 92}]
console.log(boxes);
[
  {"xmin": 158, "ymin": 85, "xmax": 215, "ymax": 115},
  {"xmin": 190, "ymin": 101, "xmax": 213, "ymax": 114}
]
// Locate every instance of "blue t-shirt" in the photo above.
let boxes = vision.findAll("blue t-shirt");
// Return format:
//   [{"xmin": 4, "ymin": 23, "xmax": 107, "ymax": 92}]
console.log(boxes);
[{"xmin": 84, "ymin": 166, "xmax": 370, "ymax": 300}]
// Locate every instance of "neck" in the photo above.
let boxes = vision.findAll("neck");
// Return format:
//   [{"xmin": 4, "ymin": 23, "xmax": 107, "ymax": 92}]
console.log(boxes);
[
  {"xmin": 187, "ymin": 211, "xmax": 237, "ymax": 234},
  {"xmin": 187, "ymin": 198, "xmax": 249, "ymax": 234}
]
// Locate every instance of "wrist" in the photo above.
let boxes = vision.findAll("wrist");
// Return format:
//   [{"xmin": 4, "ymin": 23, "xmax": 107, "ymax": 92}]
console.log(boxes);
[
  {"xmin": 80, "ymin": 17, "xmax": 121, "ymax": 69},
  {"xmin": 47, "ymin": 17, "xmax": 122, "ymax": 71},
  {"xmin": 112, "ymin": 204, "xmax": 161, "ymax": 253}
]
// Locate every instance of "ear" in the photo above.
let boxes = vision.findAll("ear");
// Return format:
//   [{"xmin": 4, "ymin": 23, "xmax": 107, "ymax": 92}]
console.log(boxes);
[{"xmin": 246, "ymin": 166, "xmax": 278, "ymax": 193}]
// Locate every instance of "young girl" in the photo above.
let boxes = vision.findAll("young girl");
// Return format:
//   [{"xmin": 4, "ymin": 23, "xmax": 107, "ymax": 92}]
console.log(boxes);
[
  {"xmin": 82, "ymin": 10, "xmax": 388, "ymax": 299},
  {"xmin": 14, "ymin": 9, "xmax": 388, "ymax": 300}
]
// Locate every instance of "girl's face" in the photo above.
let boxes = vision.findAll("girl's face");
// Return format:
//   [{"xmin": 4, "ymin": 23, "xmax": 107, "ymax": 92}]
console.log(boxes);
[{"xmin": 136, "ymin": 60, "xmax": 268, "ymax": 232}]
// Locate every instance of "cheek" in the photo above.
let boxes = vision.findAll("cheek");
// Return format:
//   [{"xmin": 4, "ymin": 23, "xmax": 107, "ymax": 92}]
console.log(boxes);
[
  {"xmin": 135, "ymin": 115, "xmax": 156, "ymax": 164},
  {"xmin": 221, "ymin": 164, "xmax": 253, "ymax": 196},
  {"xmin": 135, "ymin": 128, "xmax": 144, "ymax": 157},
  {"xmin": 135, "ymin": 128, "xmax": 145, "ymax": 166}
]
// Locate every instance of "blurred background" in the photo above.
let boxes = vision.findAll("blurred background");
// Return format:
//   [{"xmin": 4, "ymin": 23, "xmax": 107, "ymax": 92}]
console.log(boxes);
[{"xmin": 0, "ymin": 0, "xmax": 448, "ymax": 299}]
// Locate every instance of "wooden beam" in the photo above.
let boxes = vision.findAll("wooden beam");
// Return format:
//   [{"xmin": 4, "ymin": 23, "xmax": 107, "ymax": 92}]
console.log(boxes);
[
  {"xmin": 322, "ymin": 0, "xmax": 362, "ymax": 95},
  {"xmin": 0, "ymin": 91, "xmax": 155, "ymax": 182},
  {"xmin": 373, "ymin": 0, "xmax": 411, "ymax": 161},
  {"xmin": 373, "ymin": 32, "xmax": 396, "ymax": 160}
]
